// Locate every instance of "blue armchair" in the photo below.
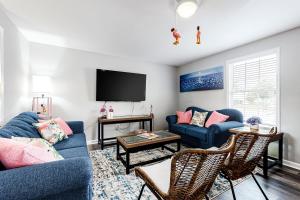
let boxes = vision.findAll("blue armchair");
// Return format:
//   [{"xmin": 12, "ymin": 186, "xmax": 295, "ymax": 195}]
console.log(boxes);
[
  {"xmin": 166, "ymin": 107, "xmax": 244, "ymax": 148},
  {"xmin": 0, "ymin": 112, "xmax": 93, "ymax": 200}
]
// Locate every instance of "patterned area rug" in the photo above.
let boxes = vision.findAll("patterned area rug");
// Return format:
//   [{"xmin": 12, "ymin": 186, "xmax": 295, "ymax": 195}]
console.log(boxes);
[{"xmin": 89, "ymin": 146, "xmax": 258, "ymax": 200}]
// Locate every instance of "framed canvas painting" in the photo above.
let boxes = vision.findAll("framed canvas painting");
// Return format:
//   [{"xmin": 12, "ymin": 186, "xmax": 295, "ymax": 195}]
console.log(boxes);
[{"xmin": 180, "ymin": 66, "xmax": 224, "ymax": 92}]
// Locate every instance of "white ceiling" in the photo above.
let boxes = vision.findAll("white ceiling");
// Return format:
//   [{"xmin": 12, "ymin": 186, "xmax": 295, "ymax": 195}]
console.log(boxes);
[{"xmin": 1, "ymin": 0, "xmax": 300, "ymax": 66}]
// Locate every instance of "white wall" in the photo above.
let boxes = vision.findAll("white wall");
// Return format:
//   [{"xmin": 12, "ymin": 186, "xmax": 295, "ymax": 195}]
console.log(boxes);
[
  {"xmin": 29, "ymin": 43, "xmax": 177, "ymax": 142},
  {"xmin": 177, "ymin": 27, "xmax": 300, "ymax": 166},
  {"xmin": 0, "ymin": 4, "xmax": 30, "ymax": 122}
]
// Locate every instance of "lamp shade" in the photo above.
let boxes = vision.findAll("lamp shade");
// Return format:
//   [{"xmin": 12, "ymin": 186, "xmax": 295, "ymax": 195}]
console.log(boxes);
[{"xmin": 32, "ymin": 75, "xmax": 52, "ymax": 94}]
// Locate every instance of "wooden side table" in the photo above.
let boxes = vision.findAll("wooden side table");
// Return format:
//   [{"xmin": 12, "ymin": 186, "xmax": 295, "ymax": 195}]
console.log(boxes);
[{"xmin": 229, "ymin": 127, "xmax": 284, "ymax": 178}]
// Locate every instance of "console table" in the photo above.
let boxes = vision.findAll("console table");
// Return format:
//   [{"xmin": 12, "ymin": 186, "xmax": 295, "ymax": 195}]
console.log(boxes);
[{"xmin": 98, "ymin": 115, "xmax": 154, "ymax": 150}]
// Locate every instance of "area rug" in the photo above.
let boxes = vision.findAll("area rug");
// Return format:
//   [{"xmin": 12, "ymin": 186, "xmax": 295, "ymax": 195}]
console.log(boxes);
[{"xmin": 89, "ymin": 146, "xmax": 259, "ymax": 200}]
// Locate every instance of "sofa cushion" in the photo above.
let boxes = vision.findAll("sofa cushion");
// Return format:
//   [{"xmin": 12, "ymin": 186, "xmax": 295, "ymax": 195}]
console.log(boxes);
[
  {"xmin": 6, "ymin": 119, "xmax": 40, "ymax": 136},
  {"xmin": 58, "ymin": 147, "xmax": 89, "ymax": 159},
  {"xmin": 0, "ymin": 125, "xmax": 40, "ymax": 138},
  {"xmin": 170, "ymin": 124, "xmax": 190, "ymax": 134},
  {"xmin": 185, "ymin": 126, "xmax": 208, "ymax": 141},
  {"xmin": 54, "ymin": 133, "xmax": 87, "ymax": 150},
  {"xmin": 33, "ymin": 120, "xmax": 67, "ymax": 144},
  {"xmin": 0, "ymin": 138, "xmax": 63, "ymax": 169}
]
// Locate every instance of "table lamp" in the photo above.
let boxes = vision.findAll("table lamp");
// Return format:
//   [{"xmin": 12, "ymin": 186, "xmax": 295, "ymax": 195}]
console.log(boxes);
[{"xmin": 32, "ymin": 75, "xmax": 52, "ymax": 119}]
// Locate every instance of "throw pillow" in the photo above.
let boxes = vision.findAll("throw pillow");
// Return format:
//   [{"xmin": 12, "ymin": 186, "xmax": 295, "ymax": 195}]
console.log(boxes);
[
  {"xmin": 190, "ymin": 111, "xmax": 208, "ymax": 127},
  {"xmin": 39, "ymin": 118, "xmax": 73, "ymax": 136},
  {"xmin": 0, "ymin": 138, "xmax": 63, "ymax": 169},
  {"xmin": 33, "ymin": 120, "xmax": 67, "ymax": 144},
  {"xmin": 205, "ymin": 111, "xmax": 229, "ymax": 128},
  {"xmin": 176, "ymin": 110, "xmax": 192, "ymax": 124}
]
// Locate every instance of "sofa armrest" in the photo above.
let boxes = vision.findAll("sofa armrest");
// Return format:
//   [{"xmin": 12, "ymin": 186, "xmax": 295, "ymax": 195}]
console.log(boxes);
[
  {"xmin": 209, "ymin": 121, "xmax": 244, "ymax": 133},
  {"xmin": 166, "ymin": 115, "xmax": 177, "ymax": 125},
  {"xmin": 0, "ymin": 157, "xmax": 92, "ymax": 200},
  {"xmin": 208, "ymin": 121, "xmax": 244, "ymax": 147},
  {"xmin": 67, "ymin": 121, "xmax": 84, "ymax": 134}
]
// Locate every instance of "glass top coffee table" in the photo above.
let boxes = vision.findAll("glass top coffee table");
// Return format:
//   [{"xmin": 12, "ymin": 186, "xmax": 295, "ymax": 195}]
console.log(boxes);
[{"xmin": 116, "ymin": 130, "xmax": 181, "ymax": 174}]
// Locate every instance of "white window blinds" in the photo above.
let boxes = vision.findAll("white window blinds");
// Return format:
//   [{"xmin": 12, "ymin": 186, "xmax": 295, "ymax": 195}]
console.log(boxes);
[{"xmin": 228, "ymin": 50, "xmax": 279, "ymax": 126}]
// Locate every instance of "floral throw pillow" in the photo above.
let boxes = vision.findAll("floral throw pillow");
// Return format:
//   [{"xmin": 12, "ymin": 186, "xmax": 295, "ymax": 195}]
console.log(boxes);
[
  {"xmin": 11, "ymin": 137, "xmax": 64, "ymax": 160},
  {"xmin": 190, "ymin": 111, "xmax": 208, "ymax": 127},
  {"xmin": 33, "ymin": 120, "xmax": 67, "ymax": 144}
]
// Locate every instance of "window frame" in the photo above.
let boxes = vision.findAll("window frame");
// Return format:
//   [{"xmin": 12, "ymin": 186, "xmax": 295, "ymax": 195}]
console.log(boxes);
[{"xmin": 226, "ymin": 48, "xmax": 281, "ymax": 128}]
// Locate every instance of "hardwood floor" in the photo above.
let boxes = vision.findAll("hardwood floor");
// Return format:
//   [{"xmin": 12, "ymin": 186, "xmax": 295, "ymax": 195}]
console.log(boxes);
[
  {"xmin": 216, "ymin": 166, "xmax": 300, "ymax": 200},
  {"xmin": 89, "ymin": 144, "xmax": 300, "ymax": 200}
]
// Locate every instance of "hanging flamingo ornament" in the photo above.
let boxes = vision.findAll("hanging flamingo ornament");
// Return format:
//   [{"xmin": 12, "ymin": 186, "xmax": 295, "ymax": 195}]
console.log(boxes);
[
  {"xmin": 196, "ymin": 26, "xmax": 201, "ymax": 45},
  {"xmin": 171, "ymin": 27, "xmax": 181, "ymax": 45}
]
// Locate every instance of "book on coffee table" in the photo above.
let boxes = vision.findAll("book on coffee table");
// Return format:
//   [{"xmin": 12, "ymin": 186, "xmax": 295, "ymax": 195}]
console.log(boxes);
[{"xmin": 138, "ymin": 132, "xmax": 158, "ymax": 139}]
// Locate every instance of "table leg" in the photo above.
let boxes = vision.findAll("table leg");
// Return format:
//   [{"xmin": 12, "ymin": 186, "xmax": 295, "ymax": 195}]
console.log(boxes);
[
  {"xmin": 126, "ymin": 151, "xmax": 130, "ymax": 174},
  {"xmin": 263, "ymin": 147, "xmax": 268, "ymax": 178},
  {"xmin": 116, "ymin": 142, "xmax": 120, "ymax": 160},
  {"xmin": 279, "ymin": 135, "xmax": 283, "ymax": 167},
  {"xmin": 142, "ymin": 121, "xmax": 145, "ymax": 130},
  {"xmin": 150, "ymin": 119, "xmax": 153, "ymax": 132},
  {"xmin": 101, "ymin": 124, "xmax": 104, "ymax": 150},
  {"xmin": 177, "ymin": 140, "xmax": 181, "ymax": 152},
  {"xmin": 98, "ymin": 122, "xmax": 100, "ymax": 145}
]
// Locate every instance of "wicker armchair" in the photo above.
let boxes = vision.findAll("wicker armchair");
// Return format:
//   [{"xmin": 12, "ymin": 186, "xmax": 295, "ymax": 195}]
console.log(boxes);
[
  {"xmin": 135, "ymin": 136, "xmax": 236, "ymax": 200},
  {"xmin": 221, "ymin": 127, "xmax": 277, "ymax": 200}
]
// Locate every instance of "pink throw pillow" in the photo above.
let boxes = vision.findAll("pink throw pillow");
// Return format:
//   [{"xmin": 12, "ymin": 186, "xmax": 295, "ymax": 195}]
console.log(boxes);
[
  {"xmin": 0, "ymin": 138, "xmax": 63, "ymax": 169},
  {"xmin": 205, "ymin": 111, "xmax": 230, "ymax": 128},
  {"xmin": 38, "ymin": 118, "xmax": 73, "ymax": 136},
  {"xmin": 176, "ymin": 110, "xmax": 192, "ymax": 124}
]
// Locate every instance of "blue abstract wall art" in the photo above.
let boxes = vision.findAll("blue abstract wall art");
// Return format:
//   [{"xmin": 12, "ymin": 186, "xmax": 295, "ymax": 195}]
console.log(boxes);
[{"xmin": 180, "ymin": 66, "xmax": 224, "ymax": 92}]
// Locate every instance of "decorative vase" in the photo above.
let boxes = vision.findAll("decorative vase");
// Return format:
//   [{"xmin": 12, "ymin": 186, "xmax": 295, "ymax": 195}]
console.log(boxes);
[
  {"xmin": 100, "ymin": 105, "xmax": 107, "ymax": 119},
  {"xmin": 250, "ymin": 124, "xmax": 259, "ymax": 132},
  {"xmin": 107, "ymin": 106, "xmax": 114, "ymax": 119}
]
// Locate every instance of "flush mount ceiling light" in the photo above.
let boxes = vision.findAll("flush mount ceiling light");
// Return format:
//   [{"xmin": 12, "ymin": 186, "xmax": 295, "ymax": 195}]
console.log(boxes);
[{"xmin": 176, "ymin": 0, "xmax": 201, "ymax": 18}]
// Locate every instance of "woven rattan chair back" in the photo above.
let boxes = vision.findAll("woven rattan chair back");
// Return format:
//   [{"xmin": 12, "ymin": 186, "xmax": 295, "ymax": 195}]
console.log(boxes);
[
  {"xmin": 224, "ymin": 127, "xmax": 277, "ymax": 180},
  {"xmin": 167, "ymin": 136, "xmax": 236, "ymax": 200}
]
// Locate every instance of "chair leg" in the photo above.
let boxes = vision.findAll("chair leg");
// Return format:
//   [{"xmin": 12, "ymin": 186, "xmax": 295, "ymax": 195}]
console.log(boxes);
[
  {"xmin": 251, "ymin": 173, "xmax": 269, "ymax": 200},
  {"xmin": 227, "ymin": 178, "xmax": 237, "ymax": 200},
  {"xmin": 205, "ymin": 194, "xmax": 209, "ymax": 200},
  {"xmin": 138, "ymin": 184, "xmax": 146, "ymax": 200}
]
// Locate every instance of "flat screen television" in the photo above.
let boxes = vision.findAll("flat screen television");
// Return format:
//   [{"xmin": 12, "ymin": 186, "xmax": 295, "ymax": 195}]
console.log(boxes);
[{"xmin": 96, "ymin": 69, "xmax": 146, "ymax": 101}]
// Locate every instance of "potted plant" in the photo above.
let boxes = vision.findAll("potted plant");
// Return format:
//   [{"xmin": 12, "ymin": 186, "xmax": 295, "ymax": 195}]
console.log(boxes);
[{"xmin": 246, "ymin": 116, "xmax": 262, "ymax": 131}]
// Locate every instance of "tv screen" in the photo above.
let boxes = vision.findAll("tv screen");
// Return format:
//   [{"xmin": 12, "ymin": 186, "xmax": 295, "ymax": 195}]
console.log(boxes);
[{"xmin": 96, "ymin": 69, "xmax": 146, "ymax": 101}]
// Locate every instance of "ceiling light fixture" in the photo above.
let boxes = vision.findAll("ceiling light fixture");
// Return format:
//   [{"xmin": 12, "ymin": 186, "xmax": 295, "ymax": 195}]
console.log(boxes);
[{"xmin": 176, "ymin": 0, "xmax": 201, "ymax": 18}]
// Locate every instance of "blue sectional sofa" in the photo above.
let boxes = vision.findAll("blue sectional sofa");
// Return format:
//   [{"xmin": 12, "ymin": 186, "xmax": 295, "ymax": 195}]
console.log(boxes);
[
  {"xmin": 0, "ymin": 112, "xmax": 93, "ymax": 200},
  {"xmin": 166, "ymin": 107, "xmax": 244, "ymax": 148}
]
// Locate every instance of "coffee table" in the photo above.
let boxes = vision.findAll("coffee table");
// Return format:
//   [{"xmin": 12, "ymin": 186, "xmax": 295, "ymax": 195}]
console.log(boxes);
[{"xmin": 116, "ymin": 130, "xmax": 181, "ymax": 174}]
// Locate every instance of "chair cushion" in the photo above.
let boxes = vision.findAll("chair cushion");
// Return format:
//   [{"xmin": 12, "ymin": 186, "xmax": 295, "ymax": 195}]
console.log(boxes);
[
  {"xmin": 170, "ymin": 124, "xmax": 190, "ymax": 134},
  {"xmin": 54, "ymin": 133, "xmax": 87, "ymax": 150},
  {"xmin": 58, "ymin": 147, "xmax": 89, "ymax": 159},
  {"xmin": 139, "ymin": 159, "xmax": 171, "ymax": 194},
  {"xmin": 185, "ymin": 126, "xmax": 208, "ymax": 141}
]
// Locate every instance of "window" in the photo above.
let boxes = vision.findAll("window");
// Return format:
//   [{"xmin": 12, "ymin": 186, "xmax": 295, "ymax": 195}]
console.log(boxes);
[{"xmin": 228, "ymin": 49, "xmax": 280, "ymax": 126}]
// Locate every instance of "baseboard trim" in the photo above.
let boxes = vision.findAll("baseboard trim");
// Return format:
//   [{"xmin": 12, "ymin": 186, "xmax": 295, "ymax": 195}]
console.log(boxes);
[
  {"xmin": 87, "ymin": 140, "xmax": 98, "ymax": 145},
  {"xmin": 283, "ymin": 159, "xmax": 300, "ymax": 170}
]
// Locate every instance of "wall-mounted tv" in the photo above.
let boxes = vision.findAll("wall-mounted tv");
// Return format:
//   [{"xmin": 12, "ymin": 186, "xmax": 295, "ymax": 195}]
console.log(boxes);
[{"xmin": 96, "ymin": 69, "xmax": 146, "ymax": 101}]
